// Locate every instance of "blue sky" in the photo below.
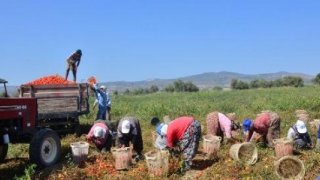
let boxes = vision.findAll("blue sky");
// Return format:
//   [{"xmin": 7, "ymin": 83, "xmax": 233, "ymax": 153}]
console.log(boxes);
[{"xmin": 1, "ymin": 1, "xmax": 319, "ymax": 85}]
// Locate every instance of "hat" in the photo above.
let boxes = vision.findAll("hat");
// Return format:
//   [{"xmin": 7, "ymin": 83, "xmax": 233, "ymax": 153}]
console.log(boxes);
[
  {"xmin": 121, "ymin": 120, "xmax": 130, "ymax": 134},
  {"xmin": 296, "ymin": 120, "xmax": 307, "ymax": 133},
  {"xmin": 242, "ymin": 119, "xmax": 252, "ymax": 132},
  {"xmin": 151, "ymin": 117, "xmax": 160, "ymax": 126},
  {"xmin": 93, "ymin": 126, "xmax": 106, "ymax": 139},
  {"xmin": 76, "ymin": 49, "xmax": 82, "ymax": 55},
  {"xmin": 100, "ymin": 85, "xmax": 106, "ymax": 90}
]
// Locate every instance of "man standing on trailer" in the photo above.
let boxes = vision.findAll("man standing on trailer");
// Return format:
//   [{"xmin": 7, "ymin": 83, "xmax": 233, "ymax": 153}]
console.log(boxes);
[{"xmin": 65, "ymin": 49, "xmax": 82, "ymax": 82}]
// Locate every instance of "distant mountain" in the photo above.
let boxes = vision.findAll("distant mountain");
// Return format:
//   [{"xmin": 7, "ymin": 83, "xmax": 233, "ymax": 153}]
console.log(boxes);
[
  {"xmin": 0, "ymin": 72, "xmax": 315, "ymax": 94},
  {"xmin": 104, "ymin": 71, "xmax": 314, "ymax": 92}
]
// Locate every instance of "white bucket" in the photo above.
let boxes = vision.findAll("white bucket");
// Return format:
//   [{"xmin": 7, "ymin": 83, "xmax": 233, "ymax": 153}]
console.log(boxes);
[{"xmin": 70, "ymin": 141, "xmax": 89, "ymax": 166}]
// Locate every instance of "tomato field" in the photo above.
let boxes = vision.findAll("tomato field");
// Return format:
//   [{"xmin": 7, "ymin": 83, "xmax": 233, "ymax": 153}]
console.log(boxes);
[{"xmin": 1, "ymin": 86, "xmax": 320, "ymax": 179}]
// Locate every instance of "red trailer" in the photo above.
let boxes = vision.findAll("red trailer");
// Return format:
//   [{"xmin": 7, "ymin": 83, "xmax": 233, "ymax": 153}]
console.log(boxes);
[{"xmin": 0, "ymin": 82, "xmax": 89, "ymax": 167}]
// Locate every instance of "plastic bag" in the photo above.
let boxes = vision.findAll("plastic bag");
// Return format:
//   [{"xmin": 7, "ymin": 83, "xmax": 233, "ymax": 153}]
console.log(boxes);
[{"xmin": 154, "ymin": 134, "xmax": 167, "ymax": 150}]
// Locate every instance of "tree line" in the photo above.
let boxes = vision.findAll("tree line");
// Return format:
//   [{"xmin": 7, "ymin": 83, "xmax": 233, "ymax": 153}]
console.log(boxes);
[
  {"xmin": 231, "ymin": 76, "xmax": 306, "ymax": 90},
  {"xmin": 117, "ymin": 73, "xmax": 320, "ymax": 95},
  {"xmin": 119, "ymin": 80, "xmax": 199, "ymax": 95}
]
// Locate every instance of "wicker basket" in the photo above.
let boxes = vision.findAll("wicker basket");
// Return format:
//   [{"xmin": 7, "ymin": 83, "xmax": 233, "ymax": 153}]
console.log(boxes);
[
  {"xmin": 203, "ymin": 134, "xmax": 221, "ymax": 159},
  {"xmin": 111, "ymin": 147, "xmax": 132, "ymax": 170},
  {"xmin": 230, "ymin": 143, "xmax": 258, "ymax": 165},
  {"xmin": 274, "ymin": 156, "xmax": 305, "ymax": 180},
  {"xmin": 145, "ymin": 150, "xmax": 169, "ymax": 177},
  {"xmin": 273, "ymin": 138, "xmax": 294, "ymax": 159}
]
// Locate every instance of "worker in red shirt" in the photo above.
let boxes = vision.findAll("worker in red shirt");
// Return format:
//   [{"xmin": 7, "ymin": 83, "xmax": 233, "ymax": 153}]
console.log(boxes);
[
  {"xmin": 165, "ymin": 116, "xmax": 201, "ymax": 172},
  {"xmin": 246, "ymin": 111, "xmax": 281, "ymax": 147}
]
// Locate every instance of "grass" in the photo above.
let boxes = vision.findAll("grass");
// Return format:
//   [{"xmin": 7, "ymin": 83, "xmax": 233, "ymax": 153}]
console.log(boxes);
[{"xmin": 2, "ymin": 86, "xmax": 320, "ymax": 179}]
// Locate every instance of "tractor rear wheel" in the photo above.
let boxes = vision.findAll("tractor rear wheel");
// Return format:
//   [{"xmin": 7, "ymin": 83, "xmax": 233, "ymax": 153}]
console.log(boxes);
[{"xmin": 29, "ymin": 128, "xmax": 61, "ymax": 168}]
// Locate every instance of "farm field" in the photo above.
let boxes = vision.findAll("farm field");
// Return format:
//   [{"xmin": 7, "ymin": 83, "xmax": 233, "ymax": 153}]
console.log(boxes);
[{"xmin": 1, "ymin": 86, "xmax": 320, "ymax": 179}]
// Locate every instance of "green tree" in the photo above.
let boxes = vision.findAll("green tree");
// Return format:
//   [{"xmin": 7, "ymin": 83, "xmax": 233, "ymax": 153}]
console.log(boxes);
[
  {"xmin": 124, "ymin": 89, "xmax": 130, "ymax": 95},
  {"xmin": 249, "ymin": 79, "xmax": 260, "ymax": 89},
  {"xmin": 149, "ymin": 85, "xmax": 159, "ymax": 93},
  {"xmin": 173, "ymin": 80, "xmax": 185, "ymax": 92},
  {"xmin": 231, "ymin": 79, "xmax": 249, "ymax": 90},
  {"xmin": 184, "ymin": 81, "xmax": 199, "ymax": 92},
  {"xmin": 213, "ymin": 86, "xmax": 223, "ymax": 91},
  {"xmin": 282, "ymin": 76, "xmax": 304, "ymax": 87},
  {"xmin": 133, "ymin": 88, "xmax": 145, "ymax": 95},
  {"xmin": 164, "ymin": 84, "xmax": 175, "ymax": 92},
  {"xmin": 312, "ymin": 73, "xmax": 320, "ymax": 85},
  {"xmin": 230, "ymin": 79, "xmax": 238, "ymax": 89},
  {"xmin": 270, "ymin": 79, "xmax": 283, "ymax": 87}
]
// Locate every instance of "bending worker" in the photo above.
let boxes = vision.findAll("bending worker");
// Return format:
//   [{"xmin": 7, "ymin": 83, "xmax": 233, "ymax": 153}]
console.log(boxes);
[
  {"xmin": 246, "ymin": 111, "xmax": 281, "ymax": 147},
  {"xmin": 206, "ymin": 112, "xmax": 240, "ymax": 143},
  {"xmin": 65, "ymin": 49, "xmax": 82, "ymax": 82},
  {"xmin": 117, "ymin": 116, "xmax": 144, "ymax": 161}
]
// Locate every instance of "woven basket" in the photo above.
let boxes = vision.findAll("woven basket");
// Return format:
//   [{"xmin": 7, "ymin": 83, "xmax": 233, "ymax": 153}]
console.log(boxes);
[
  {"xmin": 145, "ymin": 150, "xmax": 169, "ymax": 177},
  {"xmin": 274, "ymin": 156, "xmax": 305, "ymax": 180},
  {"xmin": 273, "ymin": 138, "xmax": 294, "ymax": 159},
  {"xmin": 203, "ymin": 134, "xmax": 221, "ymax": 159},
  {"xmin": 111, "ymin": 147, "xmax": 132, "ymax": 170},
  {"xmin": 230, "ymin": 143, "xmax": 258, "ymax": 165}
]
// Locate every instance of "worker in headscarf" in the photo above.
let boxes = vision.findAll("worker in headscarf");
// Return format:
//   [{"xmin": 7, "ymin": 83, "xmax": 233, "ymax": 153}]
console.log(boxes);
[
  {"xmin": 206, "ymin": 112, "xmax": 241, "ymax": 143},
  {"xmin": 86, "ymin": 120, "xmax": 112, "ymax": 152}
]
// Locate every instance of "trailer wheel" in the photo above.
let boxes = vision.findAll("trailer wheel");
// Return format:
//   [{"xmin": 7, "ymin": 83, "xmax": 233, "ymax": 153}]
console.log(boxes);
[
  {"xmin": 0, "ymin": 144, "xmax": 8, "ymax": 162},
  {"xmin": 29, "ymin": 128, "xmax": 61, "ymax": 168}
]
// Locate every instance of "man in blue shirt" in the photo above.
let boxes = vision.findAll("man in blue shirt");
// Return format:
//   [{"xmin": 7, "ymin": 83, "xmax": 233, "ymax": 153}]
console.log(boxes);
[{"xmin": 92, "ymin": 84, "xmax": 111, "ymax": 121}]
